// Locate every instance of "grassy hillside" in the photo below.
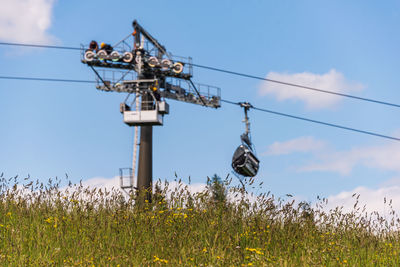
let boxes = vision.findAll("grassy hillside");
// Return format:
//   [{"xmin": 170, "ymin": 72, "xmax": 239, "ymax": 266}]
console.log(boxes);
[{"xmin": 0, "ymin": 175, "xmax": 399, "ymax": 266}]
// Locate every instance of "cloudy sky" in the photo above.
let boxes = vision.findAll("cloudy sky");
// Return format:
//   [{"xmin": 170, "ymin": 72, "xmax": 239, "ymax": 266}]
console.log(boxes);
[{"xmin": 1, "ymin": 0, "xmax": 400, "ymax": 214}]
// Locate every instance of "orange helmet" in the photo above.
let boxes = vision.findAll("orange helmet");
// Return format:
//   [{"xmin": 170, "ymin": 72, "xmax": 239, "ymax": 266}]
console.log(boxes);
[{"xmin": 100, "ymin": 42, "xmax": 105, "ymax": 48}]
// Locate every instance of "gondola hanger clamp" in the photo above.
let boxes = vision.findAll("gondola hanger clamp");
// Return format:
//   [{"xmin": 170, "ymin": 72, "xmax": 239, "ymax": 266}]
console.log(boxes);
[{"xmin": 231, "ymin": 102, "xmax": 260, "ymax": 178}]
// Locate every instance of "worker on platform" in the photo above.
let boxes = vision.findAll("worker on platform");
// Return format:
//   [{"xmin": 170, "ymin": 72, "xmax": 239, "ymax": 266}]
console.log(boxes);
[
  {"xmin": 88, "ymin": 40, "xmax": 99, "ymax": 52},
  {"xmin": 100, "ymin": 42, "xmax": 114, "ymax": 54}
]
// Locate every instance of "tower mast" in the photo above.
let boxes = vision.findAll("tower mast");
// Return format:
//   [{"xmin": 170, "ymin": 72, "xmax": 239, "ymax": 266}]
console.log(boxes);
[{"xmin": 82, "ymin": 20, "xmax": 221, "ymax": 202}]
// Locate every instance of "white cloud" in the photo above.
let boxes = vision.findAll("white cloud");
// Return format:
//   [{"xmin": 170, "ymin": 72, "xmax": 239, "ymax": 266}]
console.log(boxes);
[
  {"xmin": 0, "ymin": 0, "xmax": 56, "ymax": 43},
  {"xmin": 263, "ymin": 134, "xmax": 400, "ymax": 176},
  {"xmin": 266, "ymin": 135, "xmax": 400, "ymax": 176},
  {"xmin": 18, "ymin": 175, "xmax": 400, "ymax": 217},
  {"xmin": 300, "ymin": 142, "xmax": 400, "ymax": 175},
  {"xmin": 78, "ymin": 176, "xmax": 259, "ymax": 204},
  {"xmin": 78, "ymin": 176, "xmax": 208, "ymax": 196},
  {"xmin": 81, "ymin": 176, "xmax": 121, "ymax": 191},
  {"xmin": 381, "ymin": 177, "xmax": 400, "ymax": 187},
  {"xmin": 259, "ymin": 69, "xmax": 364, "ymax": 110},
  {"xmin": 264, "ymin": 136, "xmax": 326, "ymax": 156},
  {"xmin": 327, "ymin": 184, "xmax": 400, "ymax": 216},
  {"xmin": 262, "ymin": 136, "xmax": 400, "ymax": 215},
  {"xmin": 75, "ymin": 173, "xmax": 400, "ymax": 217}
]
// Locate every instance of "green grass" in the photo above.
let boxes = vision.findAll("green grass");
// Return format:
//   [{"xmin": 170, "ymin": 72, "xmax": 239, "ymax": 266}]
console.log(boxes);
[{"xmin": 0, "ymin": 175, "xmax": 399, "ymax": 266}]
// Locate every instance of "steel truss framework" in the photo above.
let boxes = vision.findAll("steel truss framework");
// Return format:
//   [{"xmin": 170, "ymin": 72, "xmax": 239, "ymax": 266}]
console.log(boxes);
[{"xmin": 81, "ymin": 20, "xmax": 221, "ymax": 196}]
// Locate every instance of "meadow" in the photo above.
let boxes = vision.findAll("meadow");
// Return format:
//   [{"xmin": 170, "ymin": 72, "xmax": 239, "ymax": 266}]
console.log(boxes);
[{"xmin": 0, "ymin": 174, "xmax": 399, "ymax": 266}]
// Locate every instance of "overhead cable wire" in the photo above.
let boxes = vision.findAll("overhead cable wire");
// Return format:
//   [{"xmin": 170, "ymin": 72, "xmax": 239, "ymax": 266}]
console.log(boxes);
[
  {"xmin": 1, "ymin": 41, "xmax": 400, "ymax": 109},
  {"xmin": 0, "ymin": 42, "xmax": 81, "ymax": 50},
  {"xmin": 221, "ymin": 99, "xmax": 400, "ymax": 142},
  {"xmin": 0, "ymin": 74, "xmax": 398, "ymax": 142},
  {"xmin": 0, "ymin": 75, "xmax": 94, "ymax": 83},
  {"xmin": 193, "ymin": 63, "xmax": 400, "ymax": 109}
]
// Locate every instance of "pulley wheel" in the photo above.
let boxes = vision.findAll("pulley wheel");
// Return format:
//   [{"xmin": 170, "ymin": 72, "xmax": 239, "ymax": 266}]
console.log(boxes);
[
  {"xmin": 122, "ymin": 52, "xmax": 133, "ymax": 63},
  {"xmin": 161, "ymin": 59, "xmax": 172, "ymax": 70},
  {"xmin": 148, "ymin": 56, "xmax": 159, "ymax": 68},
  {"xmin": 97, "ymin": 50, "xmax": 107, "ymax": 60},
  {"xmin": 84, "ymin": 50, "xmax": 95, "ymax": 62},
  {"xmin": 172, "ymin": 62, "xmax": 184, "ymax": 73},
  {"xmin": 110, "ymin": 51, "xmax": 120, "ymax": 62}
]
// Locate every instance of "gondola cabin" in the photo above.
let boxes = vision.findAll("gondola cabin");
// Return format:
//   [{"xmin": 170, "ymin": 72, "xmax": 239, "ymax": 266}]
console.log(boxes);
[{"xmin": 232, "ymin": 144, "xmax": 260, "ymax": 177}]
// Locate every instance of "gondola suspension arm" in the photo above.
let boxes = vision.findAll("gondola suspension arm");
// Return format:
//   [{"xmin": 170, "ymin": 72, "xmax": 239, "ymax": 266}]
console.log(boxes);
[{"xmin": 239, "ymin": 102, "xmax": 254, "ymax": 148}]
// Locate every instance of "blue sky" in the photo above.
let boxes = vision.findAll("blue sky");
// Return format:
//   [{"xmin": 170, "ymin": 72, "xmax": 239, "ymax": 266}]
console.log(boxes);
[{"xmin": 1, "ymin": 0, "xmax": 400, "ymax": 211}]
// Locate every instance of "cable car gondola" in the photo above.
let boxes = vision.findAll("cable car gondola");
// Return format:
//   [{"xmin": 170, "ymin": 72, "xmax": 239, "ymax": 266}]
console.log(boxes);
[{"xmin": 231, "ymin": 102, "xmax": 260, "ymax": 178}]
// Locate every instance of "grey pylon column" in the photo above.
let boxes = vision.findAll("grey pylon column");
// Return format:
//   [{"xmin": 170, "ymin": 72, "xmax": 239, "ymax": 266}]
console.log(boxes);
[{"xmin": 136, "ymin": 92, "xmax": 153, "ymax": 201}]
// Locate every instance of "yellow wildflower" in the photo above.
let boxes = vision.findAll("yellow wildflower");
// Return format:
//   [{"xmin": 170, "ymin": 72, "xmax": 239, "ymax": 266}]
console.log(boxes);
[
  {"xmin": 153, "ymin": 256, "xmax": 168, "ymax": 264},
  {"xmin": 245, "ymin": 247, "xmax": 264, "ymax": 255}
]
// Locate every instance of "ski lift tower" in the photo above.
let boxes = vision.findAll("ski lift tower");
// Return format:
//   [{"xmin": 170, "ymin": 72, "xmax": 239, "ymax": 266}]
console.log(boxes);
[{"xmin": 81, "ymin": 20, "xmax": 221, "ymax": 200}]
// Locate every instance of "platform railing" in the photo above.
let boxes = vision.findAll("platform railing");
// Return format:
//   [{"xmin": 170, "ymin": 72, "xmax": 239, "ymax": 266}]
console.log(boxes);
[{"xmin": 119, "ymin": 168, "xmax": 134, "ymax": 190}]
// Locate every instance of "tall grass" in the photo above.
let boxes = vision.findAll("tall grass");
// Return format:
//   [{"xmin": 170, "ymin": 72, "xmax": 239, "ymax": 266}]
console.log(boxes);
[{"xmin": 0, "ymin": 174, "xmax": 399, "ymax": 266}]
